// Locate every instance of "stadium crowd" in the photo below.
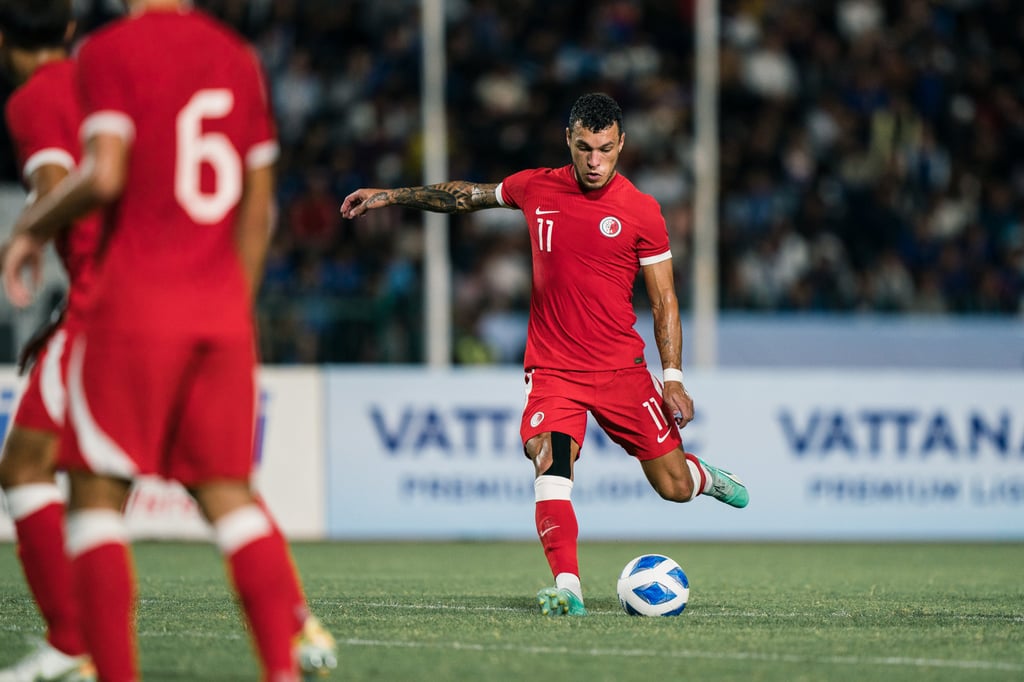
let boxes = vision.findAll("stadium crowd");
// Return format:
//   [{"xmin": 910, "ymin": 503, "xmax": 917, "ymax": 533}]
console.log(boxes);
[{"xmin": 9, "ymin": 0, "xmax": 1024, "ymax": 363}]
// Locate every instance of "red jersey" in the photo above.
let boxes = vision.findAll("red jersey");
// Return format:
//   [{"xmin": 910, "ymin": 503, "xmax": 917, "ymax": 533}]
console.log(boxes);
[
  {"xmin": 75, "ymin": 8, "xmax": 278, "ymax": 338},
  {"xmin": 497, "ymin": 165, "xmax": 672, "ymax": 371},
  {"xmin": 5, "ymin": 59, "xmax": 100, "ymax": 326}
]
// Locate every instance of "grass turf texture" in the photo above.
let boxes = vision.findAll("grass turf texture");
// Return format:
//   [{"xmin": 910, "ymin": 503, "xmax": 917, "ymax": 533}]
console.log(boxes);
[{"xmin": 1, "ymin": 541, "xmax": 1022, "ymax": 681}]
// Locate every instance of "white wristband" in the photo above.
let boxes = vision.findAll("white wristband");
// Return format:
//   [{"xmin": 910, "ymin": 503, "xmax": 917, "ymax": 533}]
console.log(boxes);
[{"xmin": 663, "ymin": 368, "xmax": 684, "ymax": 384}]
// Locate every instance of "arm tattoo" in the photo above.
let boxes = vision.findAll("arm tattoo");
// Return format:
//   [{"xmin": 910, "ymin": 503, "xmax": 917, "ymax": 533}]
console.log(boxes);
[
  {"xmin": 652, "ymin": 306, "xmax": 682, "ymax": 373},
  {"xmin": 386, "ymin": 181, "xmax": 501, "ymax": 214},
  {"xmin": 647, "ymin": 273, "xmax": 683, "ymax": 373}
]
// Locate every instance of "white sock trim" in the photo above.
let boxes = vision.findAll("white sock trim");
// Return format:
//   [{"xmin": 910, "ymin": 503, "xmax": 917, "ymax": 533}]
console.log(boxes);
[
  {"xmin": 66, "ymin": 509, "xmax": 127, "ymax": 558},
  {"xmin": 213, "ymin": 504, "xmax": 272, "ymax": 555},
  {"xmin": 555, "ymin": 572, "xmax": 583, "ymax": 600},
  {"xmin": 534, "ymin": 475, "xmax": 573, "ymax": 501},
  {"xmin": 685, "ymin": 458, "xmax": 705, "ymax": 501},
  {"xmin": 5, "ymin": 483, "xmax": 63, "ymax": 520}
]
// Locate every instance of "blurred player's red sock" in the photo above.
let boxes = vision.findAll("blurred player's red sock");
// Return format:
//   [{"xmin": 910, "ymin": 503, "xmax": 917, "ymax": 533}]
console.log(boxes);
[
  {"xmin": 534, "ymin": 476, "xmax": 580, "ymax": 583},
  {"xmin": 685, "ymin": 452, "xmax": 710, "ymax": 500},
  {"xmin": 256, "ymin": 496, "xmax": 308, "ymax": 634},
  {"xmin": 216, "ymin": 504, "xmax": 305, "ymax": 679},
  {"xmin": 67, "ymin": 510, "xmax": 137, "ymax": 682},
  {"xmin": 8, "ymin": 484, "xmax": 85, "ymax": 656}
]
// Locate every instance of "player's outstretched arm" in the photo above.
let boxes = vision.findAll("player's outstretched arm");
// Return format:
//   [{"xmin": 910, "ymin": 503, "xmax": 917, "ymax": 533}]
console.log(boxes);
[{"xmin": 340, "ymin": 181, "xmax": 501, "ymax": 219}]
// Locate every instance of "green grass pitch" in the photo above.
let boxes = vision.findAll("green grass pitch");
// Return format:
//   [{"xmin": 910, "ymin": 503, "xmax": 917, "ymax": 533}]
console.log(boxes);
[{"xmin": 1, "ymin": 541, "xmax": 1022, "ymax": 681}]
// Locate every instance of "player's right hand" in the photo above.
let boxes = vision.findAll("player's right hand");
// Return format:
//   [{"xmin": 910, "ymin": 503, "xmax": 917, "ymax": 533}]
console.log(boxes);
[
  {"xmin": 662, "ymin": 382, "xmax": 694, "ymax": 429},
  {"xmin": 1, "ymin": 232, "xmax": 44, "ymax": 308},
  {"xmin": 340, "ymin": 188, "xmax": 388, "ymax": 219}
]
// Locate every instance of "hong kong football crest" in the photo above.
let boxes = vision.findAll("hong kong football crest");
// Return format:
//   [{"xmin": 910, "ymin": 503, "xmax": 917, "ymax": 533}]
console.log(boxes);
[
  {"xmin": 530, "ymin": 411, "xmax": 545, "ymax": 427},
  {"xmin": 599, "ymin": 216, "xmax": 622, "ymax": 238}
]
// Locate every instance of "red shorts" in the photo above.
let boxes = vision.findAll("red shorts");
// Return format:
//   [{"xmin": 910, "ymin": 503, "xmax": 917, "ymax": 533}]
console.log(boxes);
[
  {"xmin": 60, "ymin": 330, "xmax": 257, "ymax": 487},
  {"xmin": 11, "ymin": 326, "xmax": 73, "ymax": 434},
  {"xmin": 519, "ymin": 366, "xmax": 683, "ymax": 461}
]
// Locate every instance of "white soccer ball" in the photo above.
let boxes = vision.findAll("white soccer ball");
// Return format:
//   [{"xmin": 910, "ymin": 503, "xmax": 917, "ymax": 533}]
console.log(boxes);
[{"xmin": 616, "ymin": 553, "xmax": 690, "ymax": 616}]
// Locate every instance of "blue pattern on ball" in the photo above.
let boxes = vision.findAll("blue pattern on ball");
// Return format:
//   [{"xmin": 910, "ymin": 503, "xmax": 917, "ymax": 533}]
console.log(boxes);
[
  {"xmin": 629, "ymin": 554, "xmax": 667, "ymax": 575},
  {"xmin": 633, "ymin": 581, "xmax": 678, "ymax": 605},
  {"xmin": 667, "ymin": 566, "xmax": 689, "ymax": 589}
]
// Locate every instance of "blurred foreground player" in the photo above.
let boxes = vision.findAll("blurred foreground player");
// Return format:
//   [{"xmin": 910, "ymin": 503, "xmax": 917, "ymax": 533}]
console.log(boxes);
[
  {"xmin": 342, "ymin": 92, "xmax": 749, "ymax": 617},
  {"xmin": 1, "ymin": 1, "xmax": 336, "ymax": 679},
  {"xmin": 0, "ymin": 1, "xmax": 96, "ymax": 679}
]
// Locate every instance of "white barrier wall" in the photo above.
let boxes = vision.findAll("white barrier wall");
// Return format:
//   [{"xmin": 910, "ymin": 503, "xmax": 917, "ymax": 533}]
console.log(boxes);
[
  {"xmin": 2, "ymin": 366, "xmax": 1020, "ymax": 541},
  {"xmin": 325, "ymin": 367, "xmax": 1023, "ymax": 540},
  {"xmin": 0, "ymin": 366, "xmax": 324, "ymax": 541}
]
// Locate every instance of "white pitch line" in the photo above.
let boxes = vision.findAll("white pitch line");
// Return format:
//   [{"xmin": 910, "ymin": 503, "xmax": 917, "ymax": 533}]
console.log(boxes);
[
  {"xmin": 340, "ymin": 638, "xmax": 1024, "ymax": 673},
  {"xmin": 351, "ymin": 601, "xmax": 1024, "ymax": 622},
  {"xmin": 354, "ymin": 600, "xmax": 808, "ymax": 616}
]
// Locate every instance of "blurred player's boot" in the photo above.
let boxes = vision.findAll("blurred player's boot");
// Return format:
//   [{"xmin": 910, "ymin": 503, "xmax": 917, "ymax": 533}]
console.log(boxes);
[
  {"xmin": 0, "ymin": 638, "xmax": 91, "ymax": 682},
  {"xmin": 536, "ymin": 587, "xmax": 587, "ymax": 616},
  {"xmin": 64, "ymin": 661, "xmax": 96, "ymax": 682},
  {"xmin": 700, "ymin": 458, "xmax": 749, "ymax": 508},
  {"xmin": 296, "ymin": 615, "xmax": 338, "ymax": 678}
]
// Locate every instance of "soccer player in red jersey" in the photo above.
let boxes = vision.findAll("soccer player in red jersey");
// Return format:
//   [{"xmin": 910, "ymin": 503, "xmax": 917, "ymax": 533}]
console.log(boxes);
[
  {"xmin": 0, "ymin": 2, "xmax": 96, "ymax": 678},
  {"xmin": 1, "ymin": 1, "xmax": 336, "ymax": 679},
  {"xmin": 342, "ymin": 92, "xmax": 749, "ymax": 616}
]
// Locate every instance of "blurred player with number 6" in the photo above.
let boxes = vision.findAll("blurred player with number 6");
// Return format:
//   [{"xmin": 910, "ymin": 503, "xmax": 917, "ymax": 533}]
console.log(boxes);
[{"xmin": 1, "ymin": 1, "xmax": 336, "ymax": 679}]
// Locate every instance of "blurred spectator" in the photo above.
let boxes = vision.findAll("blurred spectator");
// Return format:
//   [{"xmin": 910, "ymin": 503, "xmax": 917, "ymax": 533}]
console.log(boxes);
[
  {"xmin": 274, "ymin": 48, "xmax": 324, "ymax": 145},
  {"xmin": 288, "ymin": 169, "xmax": 340, "ymax": 251}
]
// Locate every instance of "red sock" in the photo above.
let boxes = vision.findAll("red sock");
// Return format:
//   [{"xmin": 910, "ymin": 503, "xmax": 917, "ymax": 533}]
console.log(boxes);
[
  {"xmin": 67, "ymin": 512, "xmax": 137, "ymax": 682},
  {"xmin": 256, "ymin": 497, "xmax": 308, "ymax": 634},
  {"xmin": 218, "ymin": 506, "xmax": 305, "ymax": 680},
  {"xmin": 11, "ymin": 494, "xmax": 84, "ymax": 656},
  {"xmin": 535, "ymin": 497, "xmax": 579, "ymax": 579},
  {"xmin": 684, "ymin": 452, "xmax": 708, "ymax": 497}
]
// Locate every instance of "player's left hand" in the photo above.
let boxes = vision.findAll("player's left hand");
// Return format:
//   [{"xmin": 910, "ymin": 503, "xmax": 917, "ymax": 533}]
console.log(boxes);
[
  {"xmin": 340, "ymin": 188, "xmax": 389, "ymax": 219},
  {"xmin": 662, "ymin": 382, "xmax": 694, "ymax": 429},
  {"xmin": 2, "ymin": 232, "xmax": 45, "ymax": 308}
]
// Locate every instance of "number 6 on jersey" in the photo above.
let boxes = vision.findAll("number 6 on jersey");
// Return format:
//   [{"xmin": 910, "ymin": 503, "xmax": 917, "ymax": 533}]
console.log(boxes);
[{"xmin": 175, "ymin": 88, "xmax": 242, "ymax": 225}]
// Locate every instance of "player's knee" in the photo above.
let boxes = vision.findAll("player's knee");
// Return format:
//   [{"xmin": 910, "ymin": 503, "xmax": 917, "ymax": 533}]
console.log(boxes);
[
  {"xmin": 539, "ymin": 432, "xmax": 573, "ymax": 479},
  {"xmin": 651, "ymin": 474, "xmax": 695, "ymax": 503},
  {"xmin": 534, "ymin": 432, "xmax": 575, "ymax": 503},
  {"xmin": 0, "ymin": 430, "xmax": 56, "ymax": 489}
]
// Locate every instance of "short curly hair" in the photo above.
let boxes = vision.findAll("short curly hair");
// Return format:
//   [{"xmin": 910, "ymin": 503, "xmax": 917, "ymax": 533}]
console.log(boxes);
[{"xmin": 568, "ymin": 92, "xmax": 623, "ymax": 135}]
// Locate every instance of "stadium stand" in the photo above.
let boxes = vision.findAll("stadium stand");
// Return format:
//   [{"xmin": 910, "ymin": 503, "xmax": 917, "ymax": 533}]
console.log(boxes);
[{"xmin": 2, "ymin": 0, "xmax": 1021, "ymax": 363}]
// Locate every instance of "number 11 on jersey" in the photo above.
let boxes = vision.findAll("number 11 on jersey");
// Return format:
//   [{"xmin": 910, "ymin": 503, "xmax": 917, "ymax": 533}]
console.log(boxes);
[{"xmin": 537, "ymin": 218, "xmax": 553, "ymax": 252}]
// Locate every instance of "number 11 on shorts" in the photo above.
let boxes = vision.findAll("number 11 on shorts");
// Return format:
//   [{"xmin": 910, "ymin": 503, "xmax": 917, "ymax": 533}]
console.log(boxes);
[{"xmin": 642, "ymin": 398, "xmax": 668, "ymax": 430}]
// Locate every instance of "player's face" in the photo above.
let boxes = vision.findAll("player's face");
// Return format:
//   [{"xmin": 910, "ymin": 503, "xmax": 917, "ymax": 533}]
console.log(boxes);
[{"xmin": 566, "ymin": 121, "xmax": 624, "ymax": 191}]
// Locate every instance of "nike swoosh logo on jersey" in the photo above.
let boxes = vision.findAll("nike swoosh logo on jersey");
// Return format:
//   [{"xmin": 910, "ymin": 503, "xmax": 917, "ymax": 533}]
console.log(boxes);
[
  {"xmin": 535, "ymin": 208, "xmax": 560, "ymax": 215},
  {"xmin": 539, "ymin": 525, "xmax": 560, "ymax": 537},
  {"xmin": 657, "ymin": 430, "xmax": 672, "ymax": 443}
]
